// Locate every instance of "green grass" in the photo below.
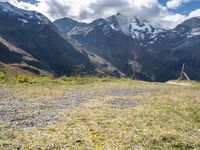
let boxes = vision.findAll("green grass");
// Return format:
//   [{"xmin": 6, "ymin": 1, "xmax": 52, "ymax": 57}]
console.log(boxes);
[{"xmin": 0, "ymin": 75, "xmax": 200, "ymax": 149}]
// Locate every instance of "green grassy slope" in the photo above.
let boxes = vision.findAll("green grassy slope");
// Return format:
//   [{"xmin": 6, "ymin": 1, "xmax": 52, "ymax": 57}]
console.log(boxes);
[{"xmin": 0, "ymin": 76, "xmax": 199, "ymax": 149}]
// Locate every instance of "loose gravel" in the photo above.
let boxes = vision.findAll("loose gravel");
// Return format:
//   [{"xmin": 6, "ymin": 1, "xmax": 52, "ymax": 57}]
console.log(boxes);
[
  {"xmin": 0, "ymin": 87, "xmax": 155, "ymax": 127},
  {"xmin": 108, "ymin": 98, "xmax": 138, "ymax": 109}
]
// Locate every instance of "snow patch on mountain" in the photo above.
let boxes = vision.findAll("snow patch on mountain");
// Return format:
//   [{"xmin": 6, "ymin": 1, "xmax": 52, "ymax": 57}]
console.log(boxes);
[
  {"xmin": 106, "ymin": 13, "xmax": 166, "ymax": 40},
  {"xmin": 191, "ymin": 28, "xmax": 200, "ymax": 36},
  {"xmin": 0, "ymin": 2, "xmax": 44, "ymax": 21},
  {"xmin": 18, "ymin": 18, "xmax": 28, "ymax": 23},
  {"xmin": 0, "ymin": 2, "xmax": 51, "ymax": 26},
  {"xmin": 0, "ymin": 2, "xmax": 33, "ymax": 16}
]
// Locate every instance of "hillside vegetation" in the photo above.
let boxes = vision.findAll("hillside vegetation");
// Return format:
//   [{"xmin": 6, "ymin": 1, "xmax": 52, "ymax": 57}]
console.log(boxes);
[{"xmin": 0, "ymin": 74, "xmax": 200, "ymax": 149}]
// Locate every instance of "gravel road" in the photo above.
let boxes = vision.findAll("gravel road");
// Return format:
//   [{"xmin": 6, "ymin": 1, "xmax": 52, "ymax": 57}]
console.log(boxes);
[{"xmin": 0, "ymin": 87, "xmax": 154, "ymax": 127}]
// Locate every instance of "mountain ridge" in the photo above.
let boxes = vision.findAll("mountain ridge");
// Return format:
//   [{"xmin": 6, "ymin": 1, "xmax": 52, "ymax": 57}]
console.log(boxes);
[
  {"xmin": 54, "ymin": 13, "xmax": 200, "ymax": 81},
  {"xmin": 0, "ymin": 2, "xmax": 125, "ymax": 77},
  {"xmin": 1, "ymin": 2, "xmax": 200, "ymax": 81}
]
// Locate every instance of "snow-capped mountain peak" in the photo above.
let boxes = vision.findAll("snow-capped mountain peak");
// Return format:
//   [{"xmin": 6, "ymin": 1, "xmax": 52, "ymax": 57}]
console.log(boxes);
[
  {"xmin": 106, "ymin": 12, "xmax": 166, "ymax": 40},
  {"xmin": 0, "ymin": 2, "xmax": 50, "ymax": 25},
  {"xmin": 175, "ymin": 16, "xmax": 200, "ymax": 38},
  {"xmin": 0, "ymin": 2, "xmax": 34, "ymax": 16}
]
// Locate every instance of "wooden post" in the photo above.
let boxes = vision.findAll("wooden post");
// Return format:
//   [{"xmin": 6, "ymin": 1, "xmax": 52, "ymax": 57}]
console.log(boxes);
[
  {"xmin": 180, "ymin": 63, "xmax": 185, "ymax": 80},
  {"xmin": 183, "ymin": 72, "xmax": 190, "ymax": 81},
  {"xmin": 131, "ymin": 71, "xmax": 136, "ymax": 80},
  {"xmin": 179, "ymin": 63, "xmax": 190, "ymax": 80}
]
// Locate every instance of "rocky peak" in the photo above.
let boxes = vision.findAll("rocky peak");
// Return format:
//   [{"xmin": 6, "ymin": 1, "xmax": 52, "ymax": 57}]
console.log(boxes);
[
  {"xmin": 177, "ymin": 16, "xmax": 200, "ymax": 29},
  {"xmin": 0, "ymin": 2, "xmax": 49, "ymax": 25},
  {"xmin": 175, "ymin": 16, "xmax": 200, "ymax": 38},
  {"xmin": 105, "ymin": 13, "xmax": 165, "ymax": 40}
]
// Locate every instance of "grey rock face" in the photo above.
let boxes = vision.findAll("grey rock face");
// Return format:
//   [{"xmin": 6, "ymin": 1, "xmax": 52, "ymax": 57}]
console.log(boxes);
[{"xmin": 54, "ymin": 18, "xmax": 87, "ymax": 33}]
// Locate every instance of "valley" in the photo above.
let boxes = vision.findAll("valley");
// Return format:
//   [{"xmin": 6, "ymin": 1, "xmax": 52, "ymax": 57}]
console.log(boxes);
[{"xmin": 0, "ymin": 2, "xmax": 200, "ymax": 149}]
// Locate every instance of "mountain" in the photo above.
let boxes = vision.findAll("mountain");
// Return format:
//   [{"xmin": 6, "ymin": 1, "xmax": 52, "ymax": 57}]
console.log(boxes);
[
  {"xmin": 54, "ymin": 18, "xmax": 87, "ymax": 33},
  {"xmin": 106, "ymin": 13, "xmax": 166, "ymax": 41},
  {"xmin": 57, "ymin": 17, "xmax": 145, "ymax": 78},
  {"xmin": 17, "ymin": 0, "xmax": 39, "ymax": 4},
  {"xmin": 1, "ymin": 2, "xmax": 200, "ymax": 81},
  {"xmin": 55, "ymin": 13, "xmax": 166, "ymax": 41},
  {"xmin": 0, "ymin": 2, "xmax": 94, "ymax": 75},
  {"xmin": 150, "ymin": 17, "xmax": 200, "ymax": 80},
  {"xmin": 54, "ymin": 13, "xmax": 200, "ymax": 81},
  {"xmin": 0, "ymin": 2, "xmax": 125, "ymax": 77},
  {"xmin": 54, "ymin": 13, "xmax": 170, "ymax": 81}
]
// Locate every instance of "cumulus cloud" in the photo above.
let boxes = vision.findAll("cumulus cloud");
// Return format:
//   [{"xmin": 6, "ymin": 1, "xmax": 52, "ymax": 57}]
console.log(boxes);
[
  {"xmin": 166, "ymin": 0, "xmax": 191, "ymax": 9},
  {"xmin": 161, "ymin": 8, "xmax": 200, "ymax": 28},
  {"xmin": 1, "ymin": 0, "xmax": 168, "ymax": 23},
  {"xmin": 0, "ymin": 0, "xmax": 200, "ymax": 28},
  {"xmin": 160, "ymin": 13, "xmax": 186, "ymax": 28},
  {"xmin": 188, "ymin": 8, "xmax": 200, "ymax": 18}
]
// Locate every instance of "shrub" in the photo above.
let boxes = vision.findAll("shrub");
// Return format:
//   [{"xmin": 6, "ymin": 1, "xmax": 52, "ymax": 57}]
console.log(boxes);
[
  {"xmin": 14, "ymin": 76, "xmax": 54, "ymax": 84},
  {"xmin": 0, "ymin": 72, "xmax": 6, "ymax": 80},
  {"xmin": 15, "ymin": 76, "xmax": 35, "ymax": 84}
]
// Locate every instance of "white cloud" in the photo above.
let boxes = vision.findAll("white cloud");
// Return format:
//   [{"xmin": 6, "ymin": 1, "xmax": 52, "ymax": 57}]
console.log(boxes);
[
  {"xmin": 163, "ymin": 8, "xmax": 200, "ymax": 28},
  {"xmin": 166, "ymin": 0, "xmax": 191, "ymax": 9},
  {"xmin": 0, "ymin": 0, "xmax": 169, "ymax": 22},
  {"xmin": 188, "ymin": 8, "xmax": 200, "ymax": 18},
  {"xmin": 0, "ymin": 0, "xmax": 199, "ymax": 28},
  {"xmin": 161, "ymin": 13, "xmax": 186, "ymax": 28}
]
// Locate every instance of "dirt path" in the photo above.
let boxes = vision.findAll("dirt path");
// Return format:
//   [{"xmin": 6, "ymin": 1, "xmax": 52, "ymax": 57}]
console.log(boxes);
[
  {"xmin": 0, "ymin": 87, "xmax": 154, "ymax": 127},
  {"xmin": 166, "ymin": 81, "xmax": 191, "ymax": 87}
]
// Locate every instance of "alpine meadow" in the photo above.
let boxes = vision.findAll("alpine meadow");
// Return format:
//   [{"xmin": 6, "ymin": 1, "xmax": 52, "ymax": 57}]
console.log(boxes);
[{"xmin": 0, "ymin": 1, "xmax": 200, "ymax": 149}]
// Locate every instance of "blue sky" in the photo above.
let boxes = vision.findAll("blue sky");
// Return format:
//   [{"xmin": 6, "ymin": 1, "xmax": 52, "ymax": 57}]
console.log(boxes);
[
  {"xmin": 159, "ymin": 0, "xmax": 200, "ymax": 15},
  {"xmin": 173, "ymin": 1, "xmax": 200, "ymax": 15}
]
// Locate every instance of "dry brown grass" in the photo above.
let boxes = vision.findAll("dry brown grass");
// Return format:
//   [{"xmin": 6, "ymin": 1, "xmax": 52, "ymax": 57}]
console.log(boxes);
[{"xmin": 0, "ymin": 77, "xmax": 200, "ymax": 149}]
